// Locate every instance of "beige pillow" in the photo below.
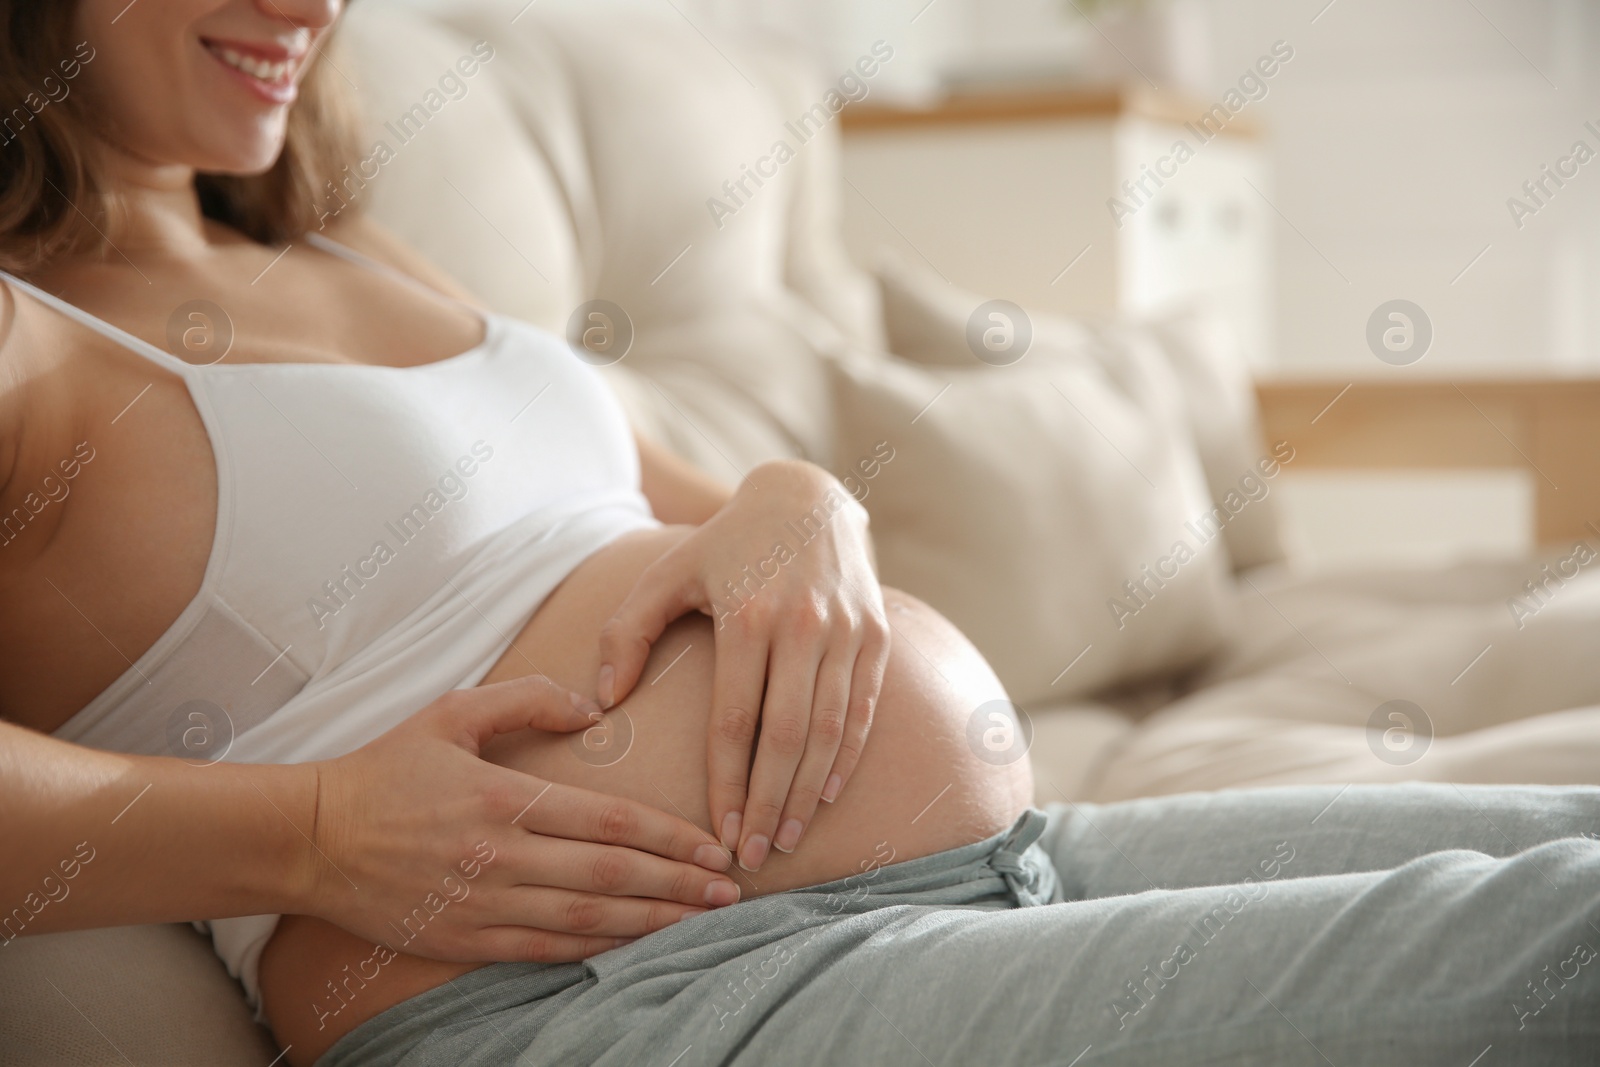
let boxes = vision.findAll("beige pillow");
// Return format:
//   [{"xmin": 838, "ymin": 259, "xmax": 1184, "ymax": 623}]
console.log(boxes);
[
  {"xmin": 829, "ymin": 345, "xmax": 1238, "ymax": 706},
  {"xmin": 876, "ymin": 254, "xmax": 1288, "ymax": 570},
  {"xmin": 875, "ymin": 250, "xmax": 1102, "ymax": 370},
  {"xmin": 1138, "ymin": 310, "xmax": 1289, "ymax": 570},
  {"xmin": 0, "ymin": 924, "xmax": 275, "ymax": 1067}
]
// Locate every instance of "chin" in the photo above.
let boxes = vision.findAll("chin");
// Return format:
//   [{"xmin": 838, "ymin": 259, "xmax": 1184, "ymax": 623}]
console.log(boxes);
[
  {"xmin": 203, "ymin": 152, "xmax": 286, "ymax": 177},
  {"xmin": 192, "ymin": 125, "xmax": 290, "ymax": 177}
]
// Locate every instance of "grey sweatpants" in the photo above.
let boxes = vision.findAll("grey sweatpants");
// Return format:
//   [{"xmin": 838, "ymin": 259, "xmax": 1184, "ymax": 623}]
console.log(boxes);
[{"xmin": 320, "ymin": 784, "xmax": 1600, "ymax": 1066}]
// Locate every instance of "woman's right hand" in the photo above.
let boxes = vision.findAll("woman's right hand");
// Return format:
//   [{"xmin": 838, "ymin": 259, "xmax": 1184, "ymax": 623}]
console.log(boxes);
[{"xmin": 303, "ymin": 674, "xmax": 740, "ymax": 963}]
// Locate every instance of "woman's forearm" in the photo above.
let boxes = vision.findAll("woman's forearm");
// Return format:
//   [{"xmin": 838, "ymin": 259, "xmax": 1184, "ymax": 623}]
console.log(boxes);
[
  {"xmin": 0, "ymin": 721, "xmax": 316, "ymax": 937},
  {"xmin": 3, "ymin": 680, "xmax": 743, "ymax": 961}
]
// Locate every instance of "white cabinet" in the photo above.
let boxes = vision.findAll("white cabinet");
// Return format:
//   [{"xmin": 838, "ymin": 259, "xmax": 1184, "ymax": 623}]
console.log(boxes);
[{"xmin": 839, "ymin": 89, "xmax": 1274, "ymax": 366}]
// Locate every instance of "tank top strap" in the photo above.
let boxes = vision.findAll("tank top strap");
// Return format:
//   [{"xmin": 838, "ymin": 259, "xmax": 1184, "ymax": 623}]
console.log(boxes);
[
  {"xmin": 303, "ymin": 232, "xmax": 486, "ymax": 317},
  {"xmin": 0, "ymin": 268, "xmax": 196, "ymax": 376}
]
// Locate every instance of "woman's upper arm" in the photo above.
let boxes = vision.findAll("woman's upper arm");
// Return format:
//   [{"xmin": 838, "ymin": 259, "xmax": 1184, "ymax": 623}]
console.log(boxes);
[{"xmin": 636, "ymin": 431, "xmax": 734, "ymax": 526}]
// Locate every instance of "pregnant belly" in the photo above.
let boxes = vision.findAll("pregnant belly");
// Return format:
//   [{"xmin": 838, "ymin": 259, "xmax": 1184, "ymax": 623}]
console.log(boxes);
[{"xmin": 258, "ymin": 526, "xmax": 1030, "ymax": 1064}]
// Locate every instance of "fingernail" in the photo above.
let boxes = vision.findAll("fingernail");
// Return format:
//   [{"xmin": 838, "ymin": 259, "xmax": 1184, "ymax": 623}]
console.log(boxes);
[
  {"xmin": 719, "ymin": 811, "xmax": 741, "ymax": 852},
  {"xmin": 693, "ymin": 843, "xmax": 732, "ymax": 872},
  {"xmin": 773, "ymin": 819, "xmax": 804, "ymax": 854},
  {"xmin": 578, "ymin": 700, "xmax": 604, "ymax": 723},
  {"xmin": 821, "ymin": 774, "xmax": 844, "ymax": 804},
  {"xmin": 704, "ymin": 880, "xmax": 740, "ymax": 907},
  {"xmin": 676, "ymin": 907, "xmax": 709, "ymax": 922},
  {"xmin": 738, "ymin": 834, "xmax": 770, "ymax": 872},
  {"xmin": 597, "ymin": 665, "xmax": 615, "ymax": 709}
]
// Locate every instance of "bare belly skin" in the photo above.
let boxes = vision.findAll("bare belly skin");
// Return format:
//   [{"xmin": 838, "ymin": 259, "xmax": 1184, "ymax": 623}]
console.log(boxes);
[{"xmin": 258, "ymin": 526, "xmax": 1031, "ymax": 1064}]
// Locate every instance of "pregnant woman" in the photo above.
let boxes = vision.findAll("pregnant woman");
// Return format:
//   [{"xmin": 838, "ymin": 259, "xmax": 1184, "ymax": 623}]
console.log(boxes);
[{"xmin": 3, "ymin": 1, "xmax": 1598, "ymax": 1065}]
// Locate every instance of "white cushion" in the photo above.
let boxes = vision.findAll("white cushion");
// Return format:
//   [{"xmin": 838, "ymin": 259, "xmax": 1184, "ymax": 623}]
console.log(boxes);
[
  {"xmin": 1089, "ymin": 558, "xmax": 1600, "ymax": 798},
  {"xmin": 876, "ymin": 254, "xmax": 1288, "ymax": 570},
  {"xmin": 1125, "ymin": 309, "xmax": 1288, "ymax": 570},
  {"xmin": 828, "ymin": 342, "xmax": 1238, "ymax": 706}
]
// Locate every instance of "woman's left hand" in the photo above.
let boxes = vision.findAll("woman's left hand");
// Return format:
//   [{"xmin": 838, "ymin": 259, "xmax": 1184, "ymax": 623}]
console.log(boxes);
[{"xmin": 597, "ymin": 460, "xmax": 890, "ymax": 873}]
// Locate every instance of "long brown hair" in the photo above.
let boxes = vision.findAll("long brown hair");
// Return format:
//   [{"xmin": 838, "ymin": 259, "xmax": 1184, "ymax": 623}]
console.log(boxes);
[{"xmin": 0, "ymin": 2, "xmax": 362, "ymax": 274}]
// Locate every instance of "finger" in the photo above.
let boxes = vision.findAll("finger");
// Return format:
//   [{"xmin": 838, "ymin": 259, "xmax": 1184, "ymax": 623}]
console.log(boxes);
[
  {"xmin": 823, "ymin": 621, "xmax": 890, "ymax": 804},
  {"xmin": 706, "ymin": 615, "xmax": 769, "ymax": 855},
  {"xmin": 515, "ymin": 835, "xmax": 741, "ymax": 909},
  {"xmin": 773, "ymin": 645, "xmax": 852, "ymax": 854},
  {"xmin": 466, "ymin": 926, "xmax": 637, "ymax": 965},
  {"xmin": 436, "ymin": 675, "xmax": 603, "ymax": 753},
  {"xmin": 511, "ymin": 778, "xmax": 732, "ymax": 872},
  {"xmin": 495, "ymin": 885, "xmax": 706, "ymax": 938},
  {"xmin": 737, "ymin": 640, "xmax": 821, "ymax": 873},
  {"xmin": 596, "ymin": 554, "xmax": 701, "ymax": 708}
]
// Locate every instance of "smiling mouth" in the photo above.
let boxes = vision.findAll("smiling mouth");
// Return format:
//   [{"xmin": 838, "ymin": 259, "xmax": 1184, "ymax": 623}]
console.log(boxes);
[{"xmin": 202, "ymin": 40, "xmax": 298, "ymax": 89}]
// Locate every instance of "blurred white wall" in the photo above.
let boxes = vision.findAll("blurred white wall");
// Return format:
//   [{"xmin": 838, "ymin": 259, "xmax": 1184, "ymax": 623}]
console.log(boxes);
[
  {"xmin": 1203, "ymin": 0, "xmax": 1600, "ymax": 372},
  {"xmin": 493, "ymin": 0, "xmax": 969, "ymax": 99},
  {"xmin": 560, "ymin": 0, "xmax": 1600, "ymax": 373}
]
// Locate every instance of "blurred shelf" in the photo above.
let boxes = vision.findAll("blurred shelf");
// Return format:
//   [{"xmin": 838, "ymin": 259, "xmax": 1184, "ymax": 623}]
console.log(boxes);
[
  {"xmin": 1256, "ymin": 377, "xmax": 1600, "ymax": 547},
  {"xmin": 1257, "ymin": 367, "xmax": 1600, "ymax": 383},
  {"xmin": 842, "ymin": 84, "xmax": 1261, "ymax": 137},
  {"xmin": 839, "ymin": 84, "xmax": 1272, "ymax": 363}
]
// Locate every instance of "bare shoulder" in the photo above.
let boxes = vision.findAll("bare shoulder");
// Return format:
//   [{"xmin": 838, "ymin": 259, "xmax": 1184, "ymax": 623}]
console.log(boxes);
[{"xmin": 316, "ymin": 215, "xmax": 484, "ymax": 308}]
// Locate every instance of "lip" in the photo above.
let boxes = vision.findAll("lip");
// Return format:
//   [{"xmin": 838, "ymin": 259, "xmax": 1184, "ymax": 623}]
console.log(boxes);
[{"xmin": 200, "ymin": 36, "xmax": 308, "ymax": 106}]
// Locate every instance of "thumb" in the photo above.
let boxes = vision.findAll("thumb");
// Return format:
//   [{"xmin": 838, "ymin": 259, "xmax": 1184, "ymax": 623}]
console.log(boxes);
[
  {"xmin": 597, "ymin": 554, "xmax": 704, "ymax": 709},
  {"xmin": 441, "ymin": 675, "xmax": 603, "ymax": 753}
]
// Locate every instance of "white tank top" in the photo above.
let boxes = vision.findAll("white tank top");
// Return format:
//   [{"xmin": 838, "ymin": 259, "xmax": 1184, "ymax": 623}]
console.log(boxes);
[{"xmin": 2, "ymin": 234, "xmax": 659, "ymax": 1008}]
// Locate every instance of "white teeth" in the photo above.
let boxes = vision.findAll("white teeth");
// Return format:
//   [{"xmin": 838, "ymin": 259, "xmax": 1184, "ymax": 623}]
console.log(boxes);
[{"xmin": 214, "ymin": 45, "xmax": 290, "ymax": 84}]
